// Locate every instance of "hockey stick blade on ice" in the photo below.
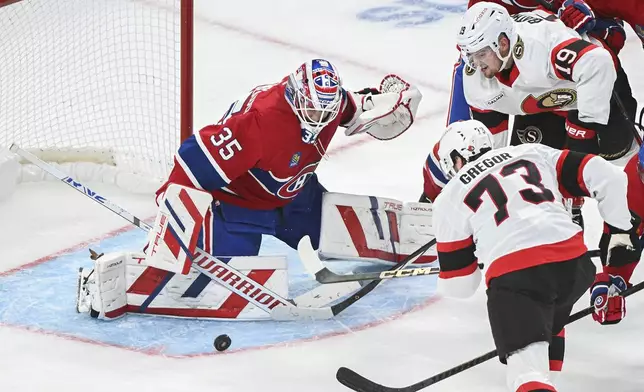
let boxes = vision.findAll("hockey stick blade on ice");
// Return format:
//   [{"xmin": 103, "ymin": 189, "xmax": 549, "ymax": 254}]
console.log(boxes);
[
  {"xmin": 326, "ymin": 239, "xmax": 436, "ymax": 316},
  {"xmin": 336, "ymin": 279, "xmax": 644, "ymax": 392},
  {"xmin": 313, "ymin": 249, "xmax": 600, "ymax": 284},
  {"xmin": 9, "ymin": 144, "xmax": 362, "ymax": 321}
]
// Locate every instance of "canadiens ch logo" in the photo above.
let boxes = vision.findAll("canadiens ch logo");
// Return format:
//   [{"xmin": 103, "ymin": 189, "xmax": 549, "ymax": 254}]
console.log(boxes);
[
  {"xmin": 521, "ymin": 89, "xmax": 577, "ymax": 114},
  {"xmin": 289, "ymin": 152, "xmax": 301, "ymax": 168},
  {"xmin": 277, "ymin": 162, "xmax": 318, "ymax": 199}
]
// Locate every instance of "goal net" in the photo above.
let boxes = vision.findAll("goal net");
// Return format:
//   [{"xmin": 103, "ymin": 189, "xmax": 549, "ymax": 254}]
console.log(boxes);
[{"xmin": 0, "ymin": 0, "xmax": 193, "ymax": 197}]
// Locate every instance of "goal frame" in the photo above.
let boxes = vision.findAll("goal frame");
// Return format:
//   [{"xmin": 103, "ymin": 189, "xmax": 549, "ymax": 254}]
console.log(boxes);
[{"xmin": 0, "ymin": 0, "xmax": 194, "ymax": 148}]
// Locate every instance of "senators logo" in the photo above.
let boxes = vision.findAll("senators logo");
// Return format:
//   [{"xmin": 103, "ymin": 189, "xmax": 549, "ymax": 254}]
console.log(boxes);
[
  {"xmin": 521, "ymin": 89, "xmax": 577, "ymax": 114},
  {"xmin": 513, "ymin": 36, "xmax": 524, "ymax": 60},
  {"xmin": 276, "ymin": 162, "xmax": 318, "ymax": 199}
]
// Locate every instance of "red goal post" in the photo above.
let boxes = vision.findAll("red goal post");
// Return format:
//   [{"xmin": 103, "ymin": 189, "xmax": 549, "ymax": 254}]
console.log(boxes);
[{"xmin": 0, "ymin": 0, "xmax": 194, "ymax": 197}]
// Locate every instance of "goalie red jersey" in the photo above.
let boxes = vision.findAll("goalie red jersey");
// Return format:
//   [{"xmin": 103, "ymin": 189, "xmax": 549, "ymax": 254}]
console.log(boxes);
[{"xmin": 158, "ymin": 80, "xmax": 354, "ymax": 211}]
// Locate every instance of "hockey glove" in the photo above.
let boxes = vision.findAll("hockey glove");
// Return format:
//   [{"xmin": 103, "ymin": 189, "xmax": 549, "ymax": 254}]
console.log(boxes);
[
  {"xmin": 344, "ymin": 75, "xmax": 422, "ymax": 140},
  {"xmin": 590, "ymin": 272, "xmax": 628, "ymax": 325},
  {"xmin": 558, "ymin": 0, "xmax": 596, "ymax": 34},
  {"xmin": 565, "ymin": 112, "xmax": 600, "ymax": 155},
  {"xmin": 590, "ymin": 19, "xmax": 626, "ymax": 55}
]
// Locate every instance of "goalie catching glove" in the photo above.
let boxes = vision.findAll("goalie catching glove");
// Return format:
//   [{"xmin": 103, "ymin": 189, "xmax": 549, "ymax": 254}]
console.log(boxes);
[{"xmin": 344, "ymin": 74, "xmax": 422, "ymax": 140}]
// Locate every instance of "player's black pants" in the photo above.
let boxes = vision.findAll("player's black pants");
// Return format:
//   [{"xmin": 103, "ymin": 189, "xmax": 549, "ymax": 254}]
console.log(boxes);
[
  {"xmin": 511, "ymin": 64, "xmax": 636, "ymax": 160},
  {"xmin": 486, "ymin": 253, "xmax": 596, "ymax": 363}
]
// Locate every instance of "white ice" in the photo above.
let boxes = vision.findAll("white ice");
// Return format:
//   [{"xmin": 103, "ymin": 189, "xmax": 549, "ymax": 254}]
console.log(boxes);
[{"xmin": 2, "ymin": 0, "xmax": 644, "ymax": 391}]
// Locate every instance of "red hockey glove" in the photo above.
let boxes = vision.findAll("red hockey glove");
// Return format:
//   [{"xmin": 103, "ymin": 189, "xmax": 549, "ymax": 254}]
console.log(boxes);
[
  {"xmin": 565, "ymin": 113, "xmax": 600, "ymax": 155},
  {"xmin": 558, "ymin": 0, "xmax": 596, "ymax": 34},
  {"xmin": 590, "ymin": 19, "xmax": 626, "ymax": 55},
  {"xmin": 590, "ymin": 272, "xmax": 628, "ymax": 325}
]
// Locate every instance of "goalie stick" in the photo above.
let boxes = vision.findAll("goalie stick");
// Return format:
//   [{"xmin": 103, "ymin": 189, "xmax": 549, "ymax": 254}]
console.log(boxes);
[
  {"xmin": 336, "ymin": 261, "xmax": 642, "ymax": 392},
  {"xmin": 9, "ymin": 144, "xmax": 364, "ymax": 321}
]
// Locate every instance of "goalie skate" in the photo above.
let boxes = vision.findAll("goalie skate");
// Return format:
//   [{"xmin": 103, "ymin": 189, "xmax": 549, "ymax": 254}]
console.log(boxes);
[{"xmin": 76, "ymin": 267, "xmax": 96, "ymax": 316}]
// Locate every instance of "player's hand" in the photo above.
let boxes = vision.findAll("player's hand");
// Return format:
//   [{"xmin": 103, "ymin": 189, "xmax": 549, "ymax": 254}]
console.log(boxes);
[
  {"xmin": 590, "ymin": 272, "xmax": 628, "ymax": 325},
  {"xmin": 590, "ymin": 19, "xmax": 626, "ymax": 55},
  {"xmin": 558, "ymin": 0, "xmax": 595, "ymax": 34}
]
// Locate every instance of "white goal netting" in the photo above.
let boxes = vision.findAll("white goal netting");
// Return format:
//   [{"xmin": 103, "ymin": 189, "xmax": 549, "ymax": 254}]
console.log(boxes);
[{"xmin": 0, "ymin": 0, "xmax": 191, "ymax": 185}]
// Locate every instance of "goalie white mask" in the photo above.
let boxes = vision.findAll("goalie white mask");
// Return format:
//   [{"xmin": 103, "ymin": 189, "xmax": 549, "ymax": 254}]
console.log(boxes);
[
  {"xmin": 437, "ymin": 120, "xmax": 494, "ymax": 180},
  {"xmin": 456, "ymin": 2, "xmax": 515, "ymax": 71},
  {"xmin": 285, "ymin": 59, "xmax": 343, "ymax": 144}
]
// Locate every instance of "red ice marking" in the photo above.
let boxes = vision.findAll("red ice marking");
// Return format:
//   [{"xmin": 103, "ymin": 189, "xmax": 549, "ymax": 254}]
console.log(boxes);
[{"xmin": 0, "ymin": 218, "xmax": 154, "ymax": 277}]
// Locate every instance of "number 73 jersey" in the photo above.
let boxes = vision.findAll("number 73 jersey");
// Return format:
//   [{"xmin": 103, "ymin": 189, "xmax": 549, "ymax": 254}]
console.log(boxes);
[
  {"xmin": 433, "ymin": 143, "xmax": 632, "ymax": 288},
  {"xmin": 463, "ymin": 9, "xmax": 616, "ymax": 125}
]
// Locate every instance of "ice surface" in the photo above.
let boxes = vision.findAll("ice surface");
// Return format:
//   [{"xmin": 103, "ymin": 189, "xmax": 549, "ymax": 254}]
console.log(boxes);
[{"xmin": 1, "ymin": 0, "xmax": 644, "ymax": 391}]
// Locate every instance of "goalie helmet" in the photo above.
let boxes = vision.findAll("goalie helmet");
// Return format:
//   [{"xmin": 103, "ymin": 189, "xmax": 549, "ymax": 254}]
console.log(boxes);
[
  {"xmin": 456, "ymin": 2, "xmax": 515, "ymax": 70},
  {"xmin": 437, "ymin": 120, "xmax": 494, "ymax": 179},
  {"xmin": 285, "ymin": 59, "xmax": 343, "ymax": 144}
]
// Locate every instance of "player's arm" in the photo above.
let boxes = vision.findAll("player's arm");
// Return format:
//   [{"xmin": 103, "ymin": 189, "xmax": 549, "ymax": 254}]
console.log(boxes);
[
  {"xmin": 586, "ymin": 0, "xmax": 644, "ymax": 27},
  {"xmin": 551, "ymin": 147, "xmax": 640, "ymax": 266},
  {"xmin": 159, "ymin": 113, "xmax": 262, "ymax": 198},
  {"xmin": 550, "ymin": 146, "xmax": 641, "ymax": 324},
  {"xmin": 553, "ymin": 149, "xmax": 631, "ymax": 228},
  {"xmin": 434, "ymin": 195, "xmax": 482, "ymax": 298},
  {"xmin": 549, "ymin": 36, "xmax": 616, "ymax": 151},
  {"xmin": 446, "ymin": 57, "xmax": 471, "ymax": 125}
]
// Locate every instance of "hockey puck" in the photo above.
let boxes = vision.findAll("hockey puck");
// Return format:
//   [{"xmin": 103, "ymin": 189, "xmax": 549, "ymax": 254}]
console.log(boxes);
[{"xmin": 214, "ymin": 334, "xmax": 231, "ymax": 352}]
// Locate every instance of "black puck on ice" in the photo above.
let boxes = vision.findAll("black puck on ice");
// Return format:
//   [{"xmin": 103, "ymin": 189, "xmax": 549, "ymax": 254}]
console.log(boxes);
[{"xmin": 214, "ymin": 334, "xmax": 231, "ymax": 352}]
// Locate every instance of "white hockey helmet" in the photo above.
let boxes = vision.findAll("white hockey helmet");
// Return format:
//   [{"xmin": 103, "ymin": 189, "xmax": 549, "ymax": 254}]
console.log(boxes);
[
  {"xmin": 456, "ymin": 2, "xmax": 515, "ymax": 70},
  {"xmin": 437, "ymin": 120, "xmax": 494, "ymax": 179}
]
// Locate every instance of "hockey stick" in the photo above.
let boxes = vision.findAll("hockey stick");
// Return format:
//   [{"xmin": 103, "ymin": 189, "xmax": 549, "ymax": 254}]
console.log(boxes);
[
  {"xmin": 9, "ymin": 144, "xmax": 362, "ymax": 321},
  {"xmin": 336, "ymin": 278, "xmax": 644, "ymax": 392},
  {"xmin": 305, "ymin": 245, "xmax": 598, "ymax": 284},
  {"xmin": 299, "ymin": 237, "xmax": 436, "ymax": 284},
  {"xmin": 325, "ymin": 238, "xmax": 436, "ymax": 316}
]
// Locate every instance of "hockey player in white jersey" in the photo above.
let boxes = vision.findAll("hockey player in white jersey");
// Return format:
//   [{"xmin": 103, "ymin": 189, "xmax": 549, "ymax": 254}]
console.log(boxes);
[
  {"xmin": 432, "ymin": 120, "xmax": 640, "ymax": 391},
  {"xmin": 457, "ymin": 2, "xmax": 637, "ymax": 161}
]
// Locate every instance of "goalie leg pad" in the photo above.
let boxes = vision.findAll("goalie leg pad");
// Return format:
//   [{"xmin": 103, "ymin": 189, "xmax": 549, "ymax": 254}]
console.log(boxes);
[
  {"xmin": 319, "ymin": 192, "xmax": 436, "ymax": 264},
  {"xmin": 77, "ymin": 252, "xmax": 129, "ymax": 320},
  {"xmin": 79, "ymin": 251, "xmax": 289, "ymax": 320},
  {"xmin": 146, "ymin": 184, "xmax": 213, "ymax": 274}
]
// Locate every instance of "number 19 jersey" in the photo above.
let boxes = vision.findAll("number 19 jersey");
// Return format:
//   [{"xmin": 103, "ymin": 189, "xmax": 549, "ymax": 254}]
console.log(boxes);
[{"xmin": 433, "ymin": 143, "xmax": 631, "ymax": 287}]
